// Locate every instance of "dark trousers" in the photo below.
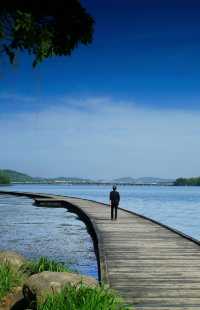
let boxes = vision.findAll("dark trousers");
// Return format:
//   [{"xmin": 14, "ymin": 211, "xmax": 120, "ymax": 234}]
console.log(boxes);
[{"xmin": 111, "ymin": 204, "xmax": 118, "ymax": 220}]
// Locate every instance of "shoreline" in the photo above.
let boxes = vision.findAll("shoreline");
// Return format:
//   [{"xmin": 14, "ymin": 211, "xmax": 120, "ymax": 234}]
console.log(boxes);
[{"xmin": 1, "ymin": 182, "xmax": 174, "ymax": 186}]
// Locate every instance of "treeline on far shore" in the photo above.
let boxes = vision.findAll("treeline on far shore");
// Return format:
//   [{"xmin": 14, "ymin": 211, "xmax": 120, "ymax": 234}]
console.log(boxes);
[
  {"xmin": 174, "ymin": 177, "xmax": 200, "ymax": 186},
  {"xmin": 0, "ymin": 171, "xmax": 10, "ymax": 184},
  {"xmin": 1, "ymin": 168, "xmax": 200, "ymax": 187}
]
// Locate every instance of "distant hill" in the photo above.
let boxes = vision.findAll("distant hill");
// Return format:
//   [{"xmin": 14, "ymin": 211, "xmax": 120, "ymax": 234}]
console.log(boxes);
[
  {"xmin": 51, "ymin": 177, "xmax": 93, "ymax": 183},
  {"xmin": 0, "ymin": 169, "xmax": 94, "ymax": 184},
  {"xmin": 0, "ymin": 170, "xmax": 11, "ymax": 184},
  {"xmin": 0, "ymin": 169, "xmax": 174, "ymax": 185},
  {"xmin": 113, "ymin": 176, "xmax": 174, "ymax": 184},
  {"xmin": 136, "ymin": 177, "xmax": 174, "ymax": 184},
  {"xmin": 113, "ymin": 177, "xmax": 136, "ymax": 183},
  {"xmin": 1, "ymin": 169, "xmax": 33, "ymax": 182}
]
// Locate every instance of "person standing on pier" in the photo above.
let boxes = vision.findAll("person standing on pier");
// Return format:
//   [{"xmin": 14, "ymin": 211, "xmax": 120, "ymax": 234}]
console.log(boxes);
[{"xmin": 109, "ymin": 185, "xmax": 120, "ymax": 220}]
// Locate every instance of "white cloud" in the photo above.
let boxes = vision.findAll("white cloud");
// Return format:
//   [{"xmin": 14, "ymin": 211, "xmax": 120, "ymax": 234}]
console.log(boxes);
[{"xmin": 0, "ymin": 96, "xmax": 200, "ymax": 179}]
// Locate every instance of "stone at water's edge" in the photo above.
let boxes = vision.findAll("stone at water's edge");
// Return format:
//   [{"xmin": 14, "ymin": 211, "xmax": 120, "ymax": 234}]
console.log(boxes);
[
  {"xmin": 23, "ymin": 271, "xmax": 98, "ymax": 304},
  {"xmin": 0, "ymin": 251, "xmax": 26, "ymax": 269},
  {"xmin": 0, "ymin": 287, "xmax": 24, "ymax": 310},
  {"xmin": 0, "ymin": 251, "xmax": 26, "ymax": 310},
  {"xmin": 0, "ymin": 251, "xmax": 98, "ymax": 309}
]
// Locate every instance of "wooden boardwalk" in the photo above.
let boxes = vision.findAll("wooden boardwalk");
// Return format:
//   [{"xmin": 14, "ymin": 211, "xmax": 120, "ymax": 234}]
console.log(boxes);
[
  {"xmin": 1, "ymin": 191, "xmax": 200, "ymax": 309},
  {"xmin": 54, "ymin": 196, "xmax": 200, "ymax": 310}
]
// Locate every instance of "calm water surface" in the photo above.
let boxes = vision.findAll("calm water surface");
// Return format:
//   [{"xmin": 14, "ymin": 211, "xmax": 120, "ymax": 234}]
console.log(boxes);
[
  {"xmin": 1, "ymin": 184, "xmax": 200, "ymax": 277},
  {"xmin": 0, "ymin": 193, "xmax": 97, "ymax": 278}
]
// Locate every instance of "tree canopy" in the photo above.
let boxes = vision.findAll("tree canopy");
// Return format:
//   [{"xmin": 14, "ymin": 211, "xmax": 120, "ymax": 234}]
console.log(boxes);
[
  {"xmin": 0, "ymin": 1, "xmax": 94, "ymax": 67},
  {"xmin": 0, "ymin": 171, "xmax": 10, "ymax": 184},
  {"xmin": 174, "ymin": 177, "xmax": 200, "ymax": 186}
]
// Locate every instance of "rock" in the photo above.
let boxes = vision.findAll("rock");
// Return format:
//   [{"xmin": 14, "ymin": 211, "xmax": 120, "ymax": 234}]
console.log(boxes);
[
  {"xmin": 0, "ymin": 287, "xmax": 24, "ymax": 310},
  {"xmin": 0, "ymin": 251, "xmax": 26, "ymax": 270},
  {"xmin": 23, "ymin": 271, "xmax": 98, "ymax": 304}
]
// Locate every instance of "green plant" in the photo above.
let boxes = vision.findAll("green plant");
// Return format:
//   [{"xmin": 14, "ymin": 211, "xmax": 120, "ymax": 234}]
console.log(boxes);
[
  {"xmin": 38, "ymin": 283, "xmax": 129, "ymax": 310},
  {"xmin": 20, "ymin": 256, "xmax": 72, "ymax": 275},
  {"xmin": 174, "ymin": 176, "xmax": 200, "ymax": 186},
  {"xmin": 0, "ymin": 171, "xmax": 10, "ymax": 184},
  {"xmin": 0, "ymin": 1, "xmax": 94, "ymax": 67},
  {"xmin": 0, "ymin": 262, "xmax": 23, "ymax": 301}
]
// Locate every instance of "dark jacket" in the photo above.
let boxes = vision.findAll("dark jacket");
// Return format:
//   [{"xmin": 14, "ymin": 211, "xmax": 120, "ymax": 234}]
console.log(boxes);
[{"xmin": 110, "ymin": 190, "xmax": 120, "ymax": 205}]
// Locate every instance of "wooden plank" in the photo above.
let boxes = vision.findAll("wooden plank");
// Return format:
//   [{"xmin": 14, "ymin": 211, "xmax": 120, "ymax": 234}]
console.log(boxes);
[
  {"xmin": 58, "ymin": 195, "xmax": 200, "ymax": 310},
  {"xmin": 64, "ymin": 196, "xmax": 200, "ymax": 310}
]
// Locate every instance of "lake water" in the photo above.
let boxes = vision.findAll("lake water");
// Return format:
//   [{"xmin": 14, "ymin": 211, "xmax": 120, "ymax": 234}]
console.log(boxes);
[
  {"xmin": 0, "ymin": 193, "xmax": 97, "ymax": 278},
  {"xmin": 1, "ymin": 184, "xmax": 200, "ymax": 277}
]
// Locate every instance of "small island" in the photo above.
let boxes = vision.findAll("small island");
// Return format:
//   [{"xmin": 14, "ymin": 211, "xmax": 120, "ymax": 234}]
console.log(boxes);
[{"xmin": 174, "ymin": 177, "xmax": 200, "ymax": 186}]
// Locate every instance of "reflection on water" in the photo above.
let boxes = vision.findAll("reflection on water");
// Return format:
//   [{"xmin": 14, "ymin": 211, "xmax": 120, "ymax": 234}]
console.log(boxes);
[{"xmin": 0, "ymin": 194, "xmax": 97, "ymax": 278}]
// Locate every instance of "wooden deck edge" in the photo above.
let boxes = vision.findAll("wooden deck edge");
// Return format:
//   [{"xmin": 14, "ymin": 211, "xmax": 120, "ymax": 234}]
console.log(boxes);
[
  {"xmin": 55, "ymin": 199, "xmax": 109, "ymax": 285},
  {"xmin": 119, "ymin": 206, "xmax": 200, "ymax": 247},
  {"xmin": 49, "ymin": 193, "xmax": 200, "ymax": 248}
]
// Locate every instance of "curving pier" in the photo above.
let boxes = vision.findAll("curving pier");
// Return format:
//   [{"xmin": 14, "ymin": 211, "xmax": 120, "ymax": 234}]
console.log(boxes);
[{"xmin": 1, "ymin": 191, "xmax": 200, "ymax": 310}]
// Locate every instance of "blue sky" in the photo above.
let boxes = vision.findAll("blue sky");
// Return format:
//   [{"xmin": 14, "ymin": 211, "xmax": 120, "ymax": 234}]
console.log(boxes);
[{"xmin": 1, "ymin": 1, "xmax": 200, "ymax": 178}]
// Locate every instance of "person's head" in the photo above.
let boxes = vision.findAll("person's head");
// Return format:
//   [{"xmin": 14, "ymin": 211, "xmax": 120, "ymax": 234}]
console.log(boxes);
[{"xmin": 113, "ymin": 185, "xmax": 117, "ymax": 191}]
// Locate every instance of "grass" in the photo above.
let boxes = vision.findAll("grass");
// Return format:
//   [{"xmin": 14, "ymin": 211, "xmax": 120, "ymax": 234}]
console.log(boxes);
[
  {"xmin": 37, "ymin": 283, "xmax": 129, "ymax": 310},
  {"xmin": 0, "ymin": 257, "xmax": 130, "ymax": 309},
  {"xmin": 0, "ymin": 256, "xmax": 72, "ymax": 302},
  {"xmin": 0, "ymin": 262, "xmax": 23, "ymax": 301},
  {"xmin": 20, "ymin": 256, "xmax": 72, "ymax": 276}
]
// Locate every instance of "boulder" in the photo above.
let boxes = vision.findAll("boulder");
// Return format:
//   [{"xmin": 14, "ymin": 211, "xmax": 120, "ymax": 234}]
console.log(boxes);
[
  {"xmin": 0, "ymin": 251, "xmax": 26, "ymax": 270},
  {"xmin": 0, "ymin": 287, "xmax": 24, "ymax": 310},
  {"xmin": 23, "ymin": 271, "xmax": 98, "ymax": 304}
]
